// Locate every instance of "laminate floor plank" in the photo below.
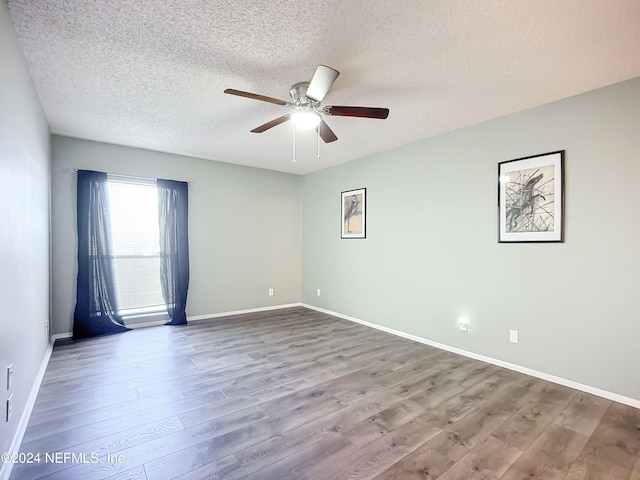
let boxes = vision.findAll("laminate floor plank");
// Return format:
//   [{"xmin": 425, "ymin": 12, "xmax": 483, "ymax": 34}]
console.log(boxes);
[
  {"xmin": 168, "ymin": 455, "xmax": 243, "ymax": 480},
  {"xmin": 21, "ymin": 386, "xmax": 228, "ymax": 444},
  {"xmin": 328, "ymin": 356, "xmax": 447, "ymax": 406},
  {"xmin": 229, "ymin": 387, "xmax": 433, "ymax": 479},
  {"xmin": 19, "ymin": 404, "xmax": 188, "ymax": 457},
  {"xmin": 500, "ymin": 423, "xmax": 590, "ymax": 480},
  {"xmin": 144, "ymin": 370, "xmax": 415, "ymax": 480},
  {"xmin": 11, "ymin": 306, "xmax": 640, "ymax": 480},
  {"xmin": 237, "ymin": 432, "xmax": 355, "ymax": 480},
  {"xmin": 43, "ymin": 344, "xmax": 195, "ymax": 376},
  {"xmin": 38, "ymin": 406, "xmax": 269, "ymax": 480},
  {"xmin": 36, "ymin": 357, "xmax": 203, "ymax": 398},
  {"xmin": 554, "ymin": 391, "xmax": 612, "ymax": 437},
  {"xmin": 32, "ymin": 373, "xmax": 229, "ymax": 426},
  {"xmin": 144, "ymin": 388, "xmax": 350, "ymax": 480},
  {"xmin": 240, "ymin": 386, "xmax": 439, "ymax": 479},
  {"xmin": 176, "ymin": 369, "xmax": 339, "ymax": 429},
  {"xmin": 229, "ymin": 409, "xmax": 351, "ymax": 478},
  {"xmin": 491, "ymin": 382, "xmax": 578, "ymax": 450},
  {"xmin": 426, "ymin": 375, "xmax": 547, "ymax": 462},
  {"xmin": 88, "ymin": 361, "xmax": 232, "ymax": 397},
  {"xmin": 49, "ymin": 337, "xmax": 195, "ymax": 364},
  {"xmin": 370, "ymin": 443, "xmax": 454, "ymax": 480},
  {"xmin": 411, "ymin": 369, "xmax": 517, "ymax": 432},
  {"xmin": 104, "ymin": 465, "xmax": 149, "ymax": 480},
  {"xmin": 32, "ymin": 356, "xmax": 335, "ymax": 442},
  {"xmin": 133, "ymin": 356, "xmax": 281, "ymax": 398},
  {"xmin": 239, "ymin": 410, "xmax": 432, "ymax": 480},
  {"xmin": 217, "ymin": 363, "xmax": 334, "ymax": 398},
  {"xmin": 189, "ymin": 321, "xmax": 375, "ymax": 348},
  {"xmin": 564, "ymin": 401, "xmax": 640, "ymax": 478},
  {"xmin": 28, "ymin": 388, "xmax": 142, "ymax": 426},
  {"xmin": 14, "ymin": 416, "xmax": 183, "ymax": 480},
  {"xmin": 307, "ymin": 417, "xmax": 440, "ymax": 480},
  {"xmin": 631, "ymin": 458, "xmax": 640, "ymax": 480},
  {"xmin": 436, "ymin": 435, "xmax": 522, "ymax": 480}
]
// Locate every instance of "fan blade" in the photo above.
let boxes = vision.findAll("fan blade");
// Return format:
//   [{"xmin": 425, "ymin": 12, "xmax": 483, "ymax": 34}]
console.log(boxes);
[
  {"xmin": 316, "ymin": 119, "xmax": 338, "ymax": 143},
  {"xmin": 305, "ymin": 65, "xmax": 340, "ymax": 102},
  {"xmin": 324, "ymin": 105, "xmax": 389, "ymax": 119},
  {"xmin": 224, "ymin": 88, "xmax": 288, "ymax": 106},
  {"xmin": 251, "ymin": 115, "xmax": 291, "ymax": 133}
]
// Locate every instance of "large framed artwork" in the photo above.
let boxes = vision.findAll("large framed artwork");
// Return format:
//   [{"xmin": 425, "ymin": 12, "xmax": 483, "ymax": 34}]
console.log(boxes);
[
  {"xmin": 498, "ymin": 150, "xmax": 564, "ymax": 243},
  {"xmin": 341, "ymin": 188, "xmax": 366, "ymax": 239}
]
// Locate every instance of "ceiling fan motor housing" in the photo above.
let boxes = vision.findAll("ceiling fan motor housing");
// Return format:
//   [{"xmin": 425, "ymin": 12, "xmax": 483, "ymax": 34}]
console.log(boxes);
[
  {"xmin": 289, "ymin": 82, "xmax": 321, "ymax": 112},
  {"xmin": 289, "ymin": 82, "xmax": 309, "ymax": 103}
]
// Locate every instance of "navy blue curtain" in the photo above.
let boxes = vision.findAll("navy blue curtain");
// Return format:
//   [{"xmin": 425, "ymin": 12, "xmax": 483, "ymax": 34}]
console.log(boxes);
[
  {"xmin": 73, "ymin": 170, "xmax": 130, "ymax": 339},
  {"xmin": 158, "ymin": 179, "xmax": 190, "ymax": 325}
]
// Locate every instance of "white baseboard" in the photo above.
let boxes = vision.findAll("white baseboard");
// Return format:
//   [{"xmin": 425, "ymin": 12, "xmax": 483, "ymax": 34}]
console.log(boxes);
[
  {"xmin": 187, "ymin": 303, "xmax": 303, "ymax": 323},
  {"xmin": 126, "ymin": 319, "xmax": 168, "ymax": 329},
  {"xmin": 51, "ymin": 332, "xmax": 72, "ymax": 341},
  {"xmin": 302, "ymin": 303, "xmax": 640, "ymax": 410},
  {"xmin": 0, "ymin": 340, "xmax": 54, "ymax": 480},
  {"xmin": 50, "ymin": 303, "xmax": 305, "ymax": 339},
  {"xmin": 51, "ymin": 321, "xmax": 169, "ymax": 337}
]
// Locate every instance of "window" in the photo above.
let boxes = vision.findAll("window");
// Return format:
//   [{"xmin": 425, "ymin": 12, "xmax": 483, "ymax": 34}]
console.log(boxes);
[{"xmin": 107, "ymin": 178, "xmax": 167, "ymax": 317}]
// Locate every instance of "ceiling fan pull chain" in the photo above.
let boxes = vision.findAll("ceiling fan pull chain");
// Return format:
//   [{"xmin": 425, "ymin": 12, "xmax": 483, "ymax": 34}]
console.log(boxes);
[
  {"xmin": 317, "ymin": 127, "xmax": 320, "ymax": 160},
  {"xmin": 292, "ymin": 124, "xmax": 297, "ymax": 163}
]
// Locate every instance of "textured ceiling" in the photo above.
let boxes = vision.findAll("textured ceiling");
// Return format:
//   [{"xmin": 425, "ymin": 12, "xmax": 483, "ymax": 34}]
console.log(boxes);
[{"xmin": 7, "ymin": 0, "xmax": 640, "ymax": 175}]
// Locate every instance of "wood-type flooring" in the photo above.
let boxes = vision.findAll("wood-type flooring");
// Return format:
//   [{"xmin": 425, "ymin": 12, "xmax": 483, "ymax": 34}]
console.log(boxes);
[{"xmin": 10, "ymin": 307, "xmax": 640, "ymax": 479}]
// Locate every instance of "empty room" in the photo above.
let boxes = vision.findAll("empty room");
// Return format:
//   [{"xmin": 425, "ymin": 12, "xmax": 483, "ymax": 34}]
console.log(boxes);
[{"xmin": 1, "ymin": 1, "xmax": 640, "ymax": 479}]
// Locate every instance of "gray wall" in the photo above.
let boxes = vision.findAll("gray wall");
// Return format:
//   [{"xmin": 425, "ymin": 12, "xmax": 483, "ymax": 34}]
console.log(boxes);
[
  {"xmin": 302, "ymin": 78, "xmax": 640, "ymax": 402},
  {"xmin": 51, "ymin": 136, "xmax": 302, "ymax": 335},
  {"xmin": 0, "ymin": 1, "xmax": 51, "ymax": 461}
]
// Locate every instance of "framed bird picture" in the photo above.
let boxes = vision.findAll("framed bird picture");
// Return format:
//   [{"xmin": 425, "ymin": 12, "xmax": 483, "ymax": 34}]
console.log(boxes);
[
  {"xmin": 498, "ymin": 151, "xmax": 564, "ymax": 243},
  {"xmin": 341, "ymin": 188, "xmax": 366, "ymax": 239}
]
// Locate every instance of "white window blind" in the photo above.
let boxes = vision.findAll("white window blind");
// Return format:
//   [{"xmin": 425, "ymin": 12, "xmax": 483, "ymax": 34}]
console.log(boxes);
[{"xmin": 107, "ymin": 179, "xmax": 166, "ymax": 317}]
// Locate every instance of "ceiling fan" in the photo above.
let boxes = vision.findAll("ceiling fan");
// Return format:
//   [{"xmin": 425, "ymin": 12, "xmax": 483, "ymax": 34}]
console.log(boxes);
[{"xmin": 224, "ymin": 65, "xmax": 389, "ymax": 143}]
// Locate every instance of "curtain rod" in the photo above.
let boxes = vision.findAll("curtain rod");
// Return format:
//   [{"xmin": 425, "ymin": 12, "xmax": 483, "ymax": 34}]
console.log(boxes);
[{"xmin": 72, "ymin": 169, "xmax": 192, "ymax": 185}]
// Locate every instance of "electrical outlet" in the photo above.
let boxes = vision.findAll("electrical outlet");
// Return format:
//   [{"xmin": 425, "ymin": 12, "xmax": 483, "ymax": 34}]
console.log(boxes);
[
  {"xmin": 45, "ymin": 318, "xmax": 50, "ymax": 330},
  {"xmin": 6, "ymin": 395, "xmax": 12, "ymax": 422},
  {"xmin": 268, "ymin": 288, "xmax": 274, "ymax": 296},
  {"xmin": 7, "ymin": 364, "xmax": 13, "ymax": 390},
  {"xmin": 509, "ymin": 329, "xmax": 519, "ymax": 344},
  {"xmin": 316, "ymin": 289, "xmax": 321, "ymax": 296}
]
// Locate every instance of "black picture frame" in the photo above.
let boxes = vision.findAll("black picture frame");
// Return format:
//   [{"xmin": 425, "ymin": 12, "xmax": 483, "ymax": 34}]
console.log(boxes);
[
  {"xmin": 341, "ymin": 188, "xmax": 366, "ymax": 239},
  {"xmin": 498, "ymin": 150, "xmax": 564, "ymax": 243}
]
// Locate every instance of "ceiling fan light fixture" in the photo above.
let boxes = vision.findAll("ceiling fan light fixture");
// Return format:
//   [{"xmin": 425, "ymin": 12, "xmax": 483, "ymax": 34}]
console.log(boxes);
[{"xmin": 292, "ymin": 111, "xmax": 320, "ymax": 129}]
